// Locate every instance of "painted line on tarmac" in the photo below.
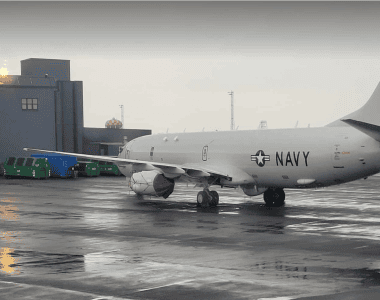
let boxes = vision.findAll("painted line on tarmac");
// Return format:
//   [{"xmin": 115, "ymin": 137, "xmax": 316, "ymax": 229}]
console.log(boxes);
[
  {"xmin": 92, "ymin": 297, "xmax": 131, "ymax": 300},
  {"xmin": 0, "ymin": 280, "xmax": 131, "ymax": 300},
  {"xmin": 136, "ymin": 279, "xmax": 195, "ymax": 293},
  {"xmin": 258, "ymin": 297, "xmax": 295, "ymax": 300},
  {"xmin": 87, "ymin": 249, "xmax": 121, "ymax": 255}
]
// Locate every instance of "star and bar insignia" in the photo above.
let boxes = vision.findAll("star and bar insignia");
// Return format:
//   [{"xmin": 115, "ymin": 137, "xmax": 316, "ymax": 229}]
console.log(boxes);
[{"xmin": 251, "ymin": 150, "xmax": 270, "ymax": 167}]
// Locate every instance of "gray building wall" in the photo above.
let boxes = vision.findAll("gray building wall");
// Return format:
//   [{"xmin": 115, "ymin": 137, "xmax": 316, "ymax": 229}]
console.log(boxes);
[
  {"xmin": 1, "ymin": 58, "xmax": 83, "ymax": 163},
  {"xmin": 1, "ymin": 58, "xmax": 151, "ymax": 164},
  {"xmin": 0, "ymin": 84, "xmax": 57, "ymax": 163},
  {"xmin": 21, "ymin": 58, "xmax": 70, "ymax": 81},
  {"xmin": 56, "ymin": 81, "xmax": 83, "ymax": 153},
  {"xmin": 83, "ymin": 128, "xmax": 151, "ymax": 156}
]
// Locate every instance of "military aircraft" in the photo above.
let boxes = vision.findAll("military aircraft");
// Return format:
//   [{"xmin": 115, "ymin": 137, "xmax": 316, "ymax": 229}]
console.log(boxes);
[{"xmin": 24, "ymin": 82, "xmax": 380, "ymax": 207}]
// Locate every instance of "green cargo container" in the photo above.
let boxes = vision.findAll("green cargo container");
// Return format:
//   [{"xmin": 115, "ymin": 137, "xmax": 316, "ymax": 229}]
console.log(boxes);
[
  {"xmin": 4, "ymin": 157, "xmax": 51, "ymax": 179},
  {"xmin": 76, "ymin": 159, "xmax": 100, "ymax": 177},
  {"xmin": 94, "ymin": 160, "xmax": 121, "ymax": 176}
]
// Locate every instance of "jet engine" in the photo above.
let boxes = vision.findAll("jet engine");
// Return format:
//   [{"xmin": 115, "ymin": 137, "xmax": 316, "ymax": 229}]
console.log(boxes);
[
  {"xmin": 241, "ymin": 184, "xmax": 267, "ymax": 196},
  {"xmin": 128, "ymin": 170, "xmax": 175, "ymax": 199}
]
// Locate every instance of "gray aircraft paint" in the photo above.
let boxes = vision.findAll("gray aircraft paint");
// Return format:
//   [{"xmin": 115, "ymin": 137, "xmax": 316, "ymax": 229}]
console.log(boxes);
[
  {"xmin": 24, "ymin": 82, "xmax": 380, "ymax": 196},
  {"xmin": 120, "ymin": 126, "xmax": 380, "ymax": 188}
]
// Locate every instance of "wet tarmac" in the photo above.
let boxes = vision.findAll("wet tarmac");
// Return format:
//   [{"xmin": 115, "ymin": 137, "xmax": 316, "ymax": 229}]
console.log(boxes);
[{"xmin": 1, "ymin": 174, "xmax": 380, "ymax": 299}]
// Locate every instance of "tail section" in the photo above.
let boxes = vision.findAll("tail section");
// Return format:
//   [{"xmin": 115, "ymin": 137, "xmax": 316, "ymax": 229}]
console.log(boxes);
[
  {"xmin": 327, "ymin": 81, "xmax": 380, "ymax": 128},
  {"xmin": 341, "ymin": 119, "xmax": 380, "ymax": 142}
]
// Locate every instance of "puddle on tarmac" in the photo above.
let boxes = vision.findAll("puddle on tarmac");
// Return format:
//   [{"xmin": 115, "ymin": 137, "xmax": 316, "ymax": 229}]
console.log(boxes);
[
  {"xmin": 0, "ymin": 196, "xmax": 21, "ymax": 221},
  {"xmin": 0, "ymin": 247, "xmax": 20, "ymax": 275},
  {"xmin": 4, "ymin": 250, "xmax": 85, "ymax": 275},
  {"xmin": 0, "ymin": 195, "xmax": 22, "ymax": 275}
]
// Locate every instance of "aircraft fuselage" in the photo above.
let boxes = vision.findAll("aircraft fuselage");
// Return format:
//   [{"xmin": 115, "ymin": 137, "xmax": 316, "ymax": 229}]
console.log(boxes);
[{"xmin": 118, "ymin": 127, "xmax": 380, "ymax": 189}]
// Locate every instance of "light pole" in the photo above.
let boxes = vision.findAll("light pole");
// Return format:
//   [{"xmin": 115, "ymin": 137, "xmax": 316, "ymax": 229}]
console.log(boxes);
[
  {"xmin": 119, "ymin": 105, "xmax": 124, "ymax": 129},
  {"xmin": 228, "ymin": 91, "xmax": 234, "ymax": 130}
]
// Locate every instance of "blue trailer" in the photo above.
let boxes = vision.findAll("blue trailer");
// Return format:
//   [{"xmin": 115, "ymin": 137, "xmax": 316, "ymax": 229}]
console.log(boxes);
[{"xmin": 31, "ymin": 153, "xmax": 78, "ymax": 178}]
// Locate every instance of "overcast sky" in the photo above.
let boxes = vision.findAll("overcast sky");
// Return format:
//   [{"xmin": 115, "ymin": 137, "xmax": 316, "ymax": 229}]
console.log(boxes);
[{"xmin": 2, "ymin": 1, "xmax": 380, "ymax": 133}]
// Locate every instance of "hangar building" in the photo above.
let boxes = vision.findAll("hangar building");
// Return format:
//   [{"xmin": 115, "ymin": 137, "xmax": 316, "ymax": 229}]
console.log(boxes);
[{"xmin": 0, "ymin": 58, "xmax": 151, "ymax": 165}]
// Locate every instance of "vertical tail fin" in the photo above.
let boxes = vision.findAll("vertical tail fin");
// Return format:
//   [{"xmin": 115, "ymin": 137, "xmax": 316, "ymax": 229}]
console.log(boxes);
[{"xmin": 326, "ymin": 82, "xmax": 380, "ymax": 127}]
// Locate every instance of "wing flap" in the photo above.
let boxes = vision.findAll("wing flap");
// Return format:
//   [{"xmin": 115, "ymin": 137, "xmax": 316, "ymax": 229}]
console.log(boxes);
[{"xmin": 185, "ymin": 169, "xmax": 211, "ymax": 177}]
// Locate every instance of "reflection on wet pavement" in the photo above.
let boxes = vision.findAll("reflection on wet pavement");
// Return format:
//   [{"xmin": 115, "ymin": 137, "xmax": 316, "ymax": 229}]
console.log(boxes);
[
  {"xmin": 0, "ymin": 196, "xmax": 20, "ymax": 221},
  {"xmin": 14, "ymin": 250, "xmax": 85, "ymax": 274},
  {"xmin": 0, "ymin": 247, "xmax": 19, "ymax": 275},
  {"xmin": 1, "ymin": 176, "xmax": 380, "ymax": 299},
  {"xmin": 0, "ymin": 195, "xmax": 22, "ymax": 275}
]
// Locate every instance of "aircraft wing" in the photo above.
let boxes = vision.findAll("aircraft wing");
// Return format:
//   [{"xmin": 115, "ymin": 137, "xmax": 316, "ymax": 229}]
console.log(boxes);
[{"xmin": 23, "ymin": 147, "xmax": 233, "ymax": 181}]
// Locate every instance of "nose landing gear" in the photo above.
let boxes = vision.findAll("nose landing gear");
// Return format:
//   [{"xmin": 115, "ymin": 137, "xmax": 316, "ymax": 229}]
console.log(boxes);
[{"xmin": 197, "ymin": 189, "xmax": 219, "ymax": 207}]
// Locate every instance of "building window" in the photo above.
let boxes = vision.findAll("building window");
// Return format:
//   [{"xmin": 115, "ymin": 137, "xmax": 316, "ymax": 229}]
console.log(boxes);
[{"xmin": 22, "ymin": 98, "xmax": 38, "ymax": 110}]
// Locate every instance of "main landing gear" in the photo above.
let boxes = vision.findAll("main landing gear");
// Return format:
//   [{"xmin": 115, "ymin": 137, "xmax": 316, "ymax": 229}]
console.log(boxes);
[
  {"xmin": 264, "ymin": 188, "xmax": 285, "ymax": 207},
  {"xmin": 197, "ymin": 189, "xmax": 219, "ymax": 207}
]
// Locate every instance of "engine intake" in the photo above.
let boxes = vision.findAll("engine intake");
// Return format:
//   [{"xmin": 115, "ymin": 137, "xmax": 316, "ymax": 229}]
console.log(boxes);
[{"xmin": 129, "ymin": 170, "xmax": 175, "ymax": 199}]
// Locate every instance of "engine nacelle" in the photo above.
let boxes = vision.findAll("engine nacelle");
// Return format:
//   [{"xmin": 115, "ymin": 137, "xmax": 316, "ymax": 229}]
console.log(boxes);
[
  {"xmin": 241, "ymin": 184, "xmax": 267, "ymax": 197},
  {"xmin": 128, "ymin": 170, "xmax": 175, "ymax": 199}
]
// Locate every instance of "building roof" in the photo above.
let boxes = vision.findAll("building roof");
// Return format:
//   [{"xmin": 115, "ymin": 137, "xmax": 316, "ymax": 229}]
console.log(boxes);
[
  {"xmin": 21, "ymin": 58, "xmax": 69, "ymax": 62},
  {"xmin": 0, "ymin": 75, "xmax": 56, "ymax": 87},
  {"xmin": 105, "ymin": 117, "xmax": 123, "ymax": 129}
]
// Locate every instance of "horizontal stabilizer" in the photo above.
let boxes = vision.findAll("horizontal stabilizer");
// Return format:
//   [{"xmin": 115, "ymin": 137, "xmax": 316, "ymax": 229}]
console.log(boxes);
[{"xmin": 342, "ymin": 119, "xmax": 380, "ymax": 142}]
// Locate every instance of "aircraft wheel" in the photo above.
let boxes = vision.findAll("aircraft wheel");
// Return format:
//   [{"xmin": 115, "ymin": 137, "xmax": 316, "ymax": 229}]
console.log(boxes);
[
  {"xmin": 264, "ymin": 188, "xmax": 285, "ymax": 207},
  {"xmin": 197, "ymin": 191, "xmax": 210, "ymax": 207},
  {"xmin": 209, "ymin": 191, "xmax": 219, "ymax": 207}
]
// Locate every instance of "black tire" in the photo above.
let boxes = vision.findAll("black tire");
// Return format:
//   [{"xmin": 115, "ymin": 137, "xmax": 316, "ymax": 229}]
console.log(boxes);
[
  {"xmin": 197, "ymin": 191, "xmax": 203, "ymax": 207},
  {"xmin": 264, "ymin": 188, "xmax": 285, "ymax": 207},
  {"xmin": 197, "ymin": 191, "xmax": 209, "ymax": 207},
  {"xmin": 209, "ymin": 191, "xmax": 219, "ymax": 207}
]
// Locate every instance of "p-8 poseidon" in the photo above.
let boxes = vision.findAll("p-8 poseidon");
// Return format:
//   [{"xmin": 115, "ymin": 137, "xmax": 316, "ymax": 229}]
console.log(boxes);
[{"xmin": 25, "ymin": 82, "xmax": 380, "ymax": 207}]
